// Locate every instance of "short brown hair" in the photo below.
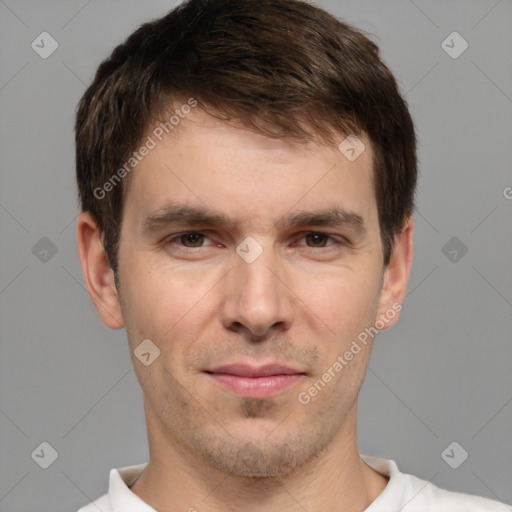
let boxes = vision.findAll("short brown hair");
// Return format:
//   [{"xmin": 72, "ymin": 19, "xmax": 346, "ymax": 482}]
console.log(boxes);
[{"xmin": 75, "ymin": 0, "xmax": 417, "ymax": 273}]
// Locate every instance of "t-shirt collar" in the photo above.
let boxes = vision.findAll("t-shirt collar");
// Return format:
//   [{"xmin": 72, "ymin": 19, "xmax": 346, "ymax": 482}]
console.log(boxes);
[{"xmin": 108, "ymin": 454, "xmax": 400, "ymax": 511}]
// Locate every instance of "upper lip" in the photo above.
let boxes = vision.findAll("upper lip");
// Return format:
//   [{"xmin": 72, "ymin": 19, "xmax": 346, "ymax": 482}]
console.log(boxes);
[{"xmin": 206, "ymin": 363, "xmax": 304, "ymax": 377}]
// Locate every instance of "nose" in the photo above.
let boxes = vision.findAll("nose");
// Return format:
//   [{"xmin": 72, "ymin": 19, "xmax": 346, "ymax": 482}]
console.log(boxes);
[{"xmin": 220, "ymin": 244, "xmax": 294, "ymax": 339}]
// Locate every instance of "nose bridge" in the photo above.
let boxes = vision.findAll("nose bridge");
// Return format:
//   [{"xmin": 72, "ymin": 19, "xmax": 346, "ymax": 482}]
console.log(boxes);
[
  {"xmin": 221, "ymin": 239, "xmax": 292, "ymax": 336},
  {"xmin": 238, "ymin": 244, "xmax": 279, "ymax": 299}
]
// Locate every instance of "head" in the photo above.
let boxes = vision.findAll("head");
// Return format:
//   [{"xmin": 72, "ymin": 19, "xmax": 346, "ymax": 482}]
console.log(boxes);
[{"xmin": 76, "ymin": 0, "xmax": 416, "ymax": 478}]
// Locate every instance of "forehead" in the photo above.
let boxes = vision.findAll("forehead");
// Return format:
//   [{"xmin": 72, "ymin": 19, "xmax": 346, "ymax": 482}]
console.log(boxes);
[{"xmin": 122, "ymin": 107, "xmax": 377, "ymax": 232}]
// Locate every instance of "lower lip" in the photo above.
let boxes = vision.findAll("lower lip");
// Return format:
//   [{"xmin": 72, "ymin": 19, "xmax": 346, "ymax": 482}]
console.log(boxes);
[{"xmin": 207, "ymin": 373, "xmax": 304, "ymax": 399}]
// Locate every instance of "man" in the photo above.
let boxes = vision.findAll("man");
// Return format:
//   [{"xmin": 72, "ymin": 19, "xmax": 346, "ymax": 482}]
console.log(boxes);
[{"xmin": 74, "ymin": 0, "xmax": 509, "ymax": 510}]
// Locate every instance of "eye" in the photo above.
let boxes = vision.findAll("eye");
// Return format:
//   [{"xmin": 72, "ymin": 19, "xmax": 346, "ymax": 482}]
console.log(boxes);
[
  {"xmin": 163, "ymin": 231, "xmax": 345, "ymax": 252},
  {"xmin": 166, "ymin": 232, "xmax": 214, "ymax": 248},
  {"xmin": 297, "ymin": 232, "xmax": 338, "ymax": 248}
]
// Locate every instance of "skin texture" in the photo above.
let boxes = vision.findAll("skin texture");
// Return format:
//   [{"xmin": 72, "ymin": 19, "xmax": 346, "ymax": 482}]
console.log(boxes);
[{"xmin": 77, "ymin": 106, "xmax": 413, "ymax": 512}]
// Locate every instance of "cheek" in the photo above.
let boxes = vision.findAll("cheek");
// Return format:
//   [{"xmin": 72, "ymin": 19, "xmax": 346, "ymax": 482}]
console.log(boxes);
[
  {"xmin": 296, "ymin": 264, "xmax": 382, "ymax": 339},
  {"xmin": 123, "ymin": 256, "xmax": 176, "ymax": 312},
  {"xmin": 120, "ymin": 259, "xmax": 219, "ymax": 358}
]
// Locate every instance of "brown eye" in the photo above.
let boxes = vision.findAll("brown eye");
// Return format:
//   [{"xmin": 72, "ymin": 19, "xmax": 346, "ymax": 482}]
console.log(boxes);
[
  {"xmin": 178, "ymin": 232, "xmax": 206, "ymax": 247},
  {"xmin": 304, "ymin": 233, "xmax": 331, "ymax": 247},
  {"xmin": 165, "ymin": 232, "xmax": 213, "ymax": 250}
]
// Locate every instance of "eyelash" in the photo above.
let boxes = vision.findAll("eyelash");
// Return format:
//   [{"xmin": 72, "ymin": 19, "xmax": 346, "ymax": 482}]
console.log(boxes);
[{"xmin": 164, "ymin": 231, "xmax": 344, "ymax": 251}]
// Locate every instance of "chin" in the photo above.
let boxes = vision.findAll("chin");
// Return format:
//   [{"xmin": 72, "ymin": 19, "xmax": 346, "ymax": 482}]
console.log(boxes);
[{"xmin": 193, "ymin": 431, "xmax": 326, "ymax": 479}]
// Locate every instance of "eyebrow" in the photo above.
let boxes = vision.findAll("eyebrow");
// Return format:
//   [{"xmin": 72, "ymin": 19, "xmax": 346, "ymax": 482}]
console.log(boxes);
[{"xmin": 140, "ymin": 203, "xmax": 366, "ymax": 236}]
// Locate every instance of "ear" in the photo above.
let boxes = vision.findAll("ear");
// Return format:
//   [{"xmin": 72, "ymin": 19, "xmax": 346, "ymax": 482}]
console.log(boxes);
[
  {"xmin": 376, "ymin": 216, "xmax": 414, "ymax": 329},
  {"xmin": 76, "ymin": 212, "xmax": 124, "ymax": 329}
]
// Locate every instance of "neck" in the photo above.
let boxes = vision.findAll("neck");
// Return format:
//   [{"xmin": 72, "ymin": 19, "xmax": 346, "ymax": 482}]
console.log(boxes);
[{"xmin": 130, "ymin": 402, "xmax": 388, "ymax": 512}]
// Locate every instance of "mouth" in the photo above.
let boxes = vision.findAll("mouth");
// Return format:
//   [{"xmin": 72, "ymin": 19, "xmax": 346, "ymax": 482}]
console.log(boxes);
[{"xmin": 204, "ymin": 363, "xmax": 306, "ymax": 400}]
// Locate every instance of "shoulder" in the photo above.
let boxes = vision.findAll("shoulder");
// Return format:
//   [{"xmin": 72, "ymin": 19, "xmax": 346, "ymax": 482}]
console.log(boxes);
[
  {"xmin": 361, "ymin": 453, "xmax": 510, "ymax": 512},
  {"xmin": 76, "ymin": 492, "xmax": 111, "ymax": 512},
  {"xmin": 399, "ymin": 471, "xmax": 509, "ymax": 511}
]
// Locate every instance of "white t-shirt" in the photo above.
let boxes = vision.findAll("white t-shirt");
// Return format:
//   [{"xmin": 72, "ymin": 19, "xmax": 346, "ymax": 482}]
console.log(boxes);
[{"xmin": 77, "ymin": 453, "xmax": 510, "ymax": 511}]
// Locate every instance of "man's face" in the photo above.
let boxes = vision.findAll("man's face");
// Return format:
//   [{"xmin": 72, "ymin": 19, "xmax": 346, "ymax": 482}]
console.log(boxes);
[{"xmin": 113, "ymin": 108, "xmax": 397, "ymax": 477}]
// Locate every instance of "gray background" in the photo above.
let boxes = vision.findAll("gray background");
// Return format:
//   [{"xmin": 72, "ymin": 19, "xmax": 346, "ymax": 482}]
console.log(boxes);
[{"xmin": 0, "ymin": 0, "xmax": 511, "ymax": 511}]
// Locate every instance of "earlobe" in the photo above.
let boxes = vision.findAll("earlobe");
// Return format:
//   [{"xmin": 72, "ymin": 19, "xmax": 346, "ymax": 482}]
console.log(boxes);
[
  {"xmin": 76, "ymin": 212, "xmax": 125, "ymax": 330},
  {"xmin": 376, "ymin": 216, "xmax": 414, "ymax": 330}
]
